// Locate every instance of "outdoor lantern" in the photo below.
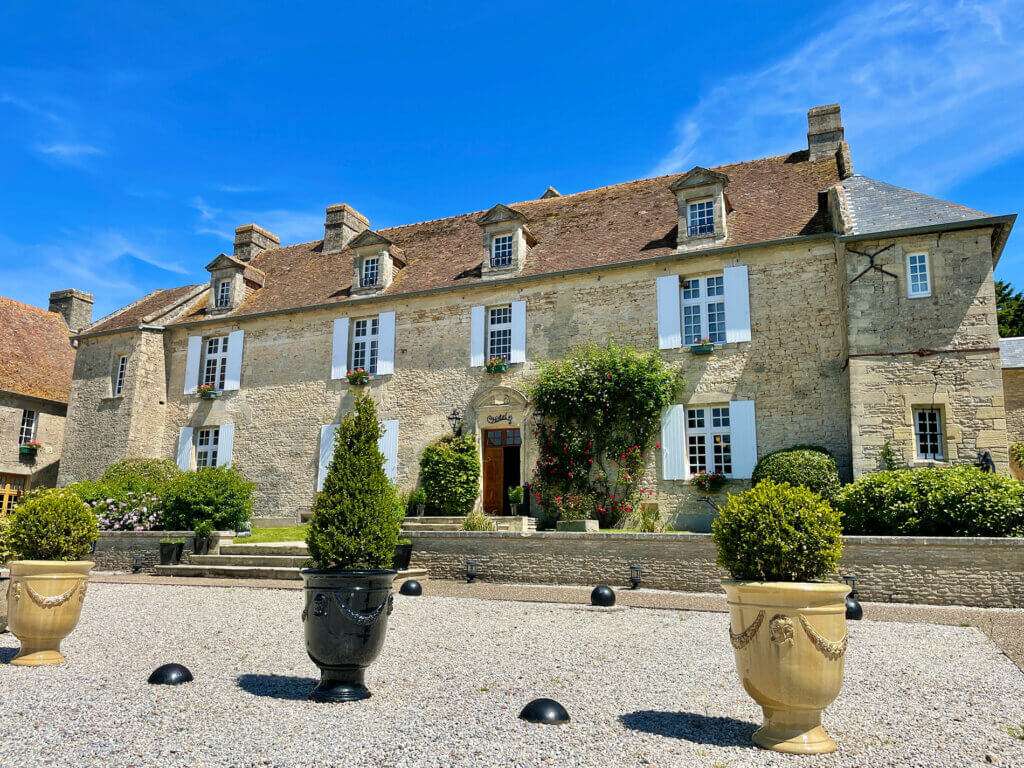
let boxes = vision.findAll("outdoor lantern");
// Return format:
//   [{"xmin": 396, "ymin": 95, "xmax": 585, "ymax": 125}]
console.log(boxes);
[
  {"xmin": 131, "ymin": 556, "xmax": 143, "ymax": 574},
  {"xmin": 466, "ymin": 558, "xmax": 479, "ymax": 583},
  {"xmin": 629, "ymin": 564, "xmax": 642, "ymax": 590},
  {"xmin": 843, "ymin": 575, "xmax": 863, "ymax": 621},
  {"xmin": 447, "ymin": 408, "xmax": 464, "ymax": 436}
]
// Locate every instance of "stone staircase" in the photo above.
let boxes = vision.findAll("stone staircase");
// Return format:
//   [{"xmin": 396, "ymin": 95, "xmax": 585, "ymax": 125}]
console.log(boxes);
[
  {"xmin": 402, "ymin": 515, "xmax": 537, "ymax": 533},
  {"xmin": 154, "ymin": 541, "xmax": 427, "ymax": 582}
]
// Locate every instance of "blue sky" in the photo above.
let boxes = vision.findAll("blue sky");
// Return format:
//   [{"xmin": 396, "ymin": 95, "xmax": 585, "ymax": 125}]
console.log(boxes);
[{"xmin": 2, "ymin": 0, "xmax": 1022, "ymax": 318}]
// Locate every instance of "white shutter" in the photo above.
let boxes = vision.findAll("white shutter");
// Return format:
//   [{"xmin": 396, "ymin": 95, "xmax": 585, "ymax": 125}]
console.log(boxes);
[
  {"xmin": 183, "ymin": 336, "xmax": 202, "ymax": 394},
  {"xmin": 217, "ymin": 422, "xmax": 235, "ymax": 467},
  {"xmin": 377, "ymin": 311, "xmax": 396, "ymax": 375},
  {"xmin": 656, "ymin": 275, "xmax": 682, "ymax": 350},
  {"xmin": 223, "ymin": 330, "xmax": 244, "ymax": 391},
  {"xmin": 660, "ymin": 404, "xmax": 689, "ymax": 480},
  {"xmin": 331, "ymin": 318, "xmax": 350, "ymax": 380},
  {"xmin": 378, "ymin": 419, "xmax": 399, "ymax": 481},
  {"xmin": 510, "ymin": 300, "xmax": 527, "ymax": 363},
  {"xmin": 317, "ymin": 423, "xmax": 338, "ymax": 491},
  {"xmin": 176, "ymin": 427, "xmax": 194, "ymax": 471},
  {"xmin": 470, "ymin": 305, "xmax": 485, "ymax": 367},
  {"xmin": 724, "ymin": 265, "xmax": 752, "ymax": 343},
  {"xmin": 730, "ymin": 399, "xmax": 758, "ymax": 479}
]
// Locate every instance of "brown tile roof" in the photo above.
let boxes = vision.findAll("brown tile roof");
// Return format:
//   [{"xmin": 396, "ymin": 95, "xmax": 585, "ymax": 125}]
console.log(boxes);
[
  {"xmin": 101, "ymin": 151, "xmax": 842, "ymax": 331},
  {"xmin": 0, "ymin": 296, "xmax": 76, "ymax": 403},
  {"xmin": 85, "ymin": 284, "xmax": 204, "ymax": 336}
]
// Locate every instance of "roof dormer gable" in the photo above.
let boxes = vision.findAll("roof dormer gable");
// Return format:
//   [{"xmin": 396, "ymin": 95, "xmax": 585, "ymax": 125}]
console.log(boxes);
[
  {"xmin": 349, "ymin": 229, "xmax": 403, "ymax": 294},
  {"xmin": 670, "ymin": 166, "xmax": 730, "ymax": 251},
  {"xmin": 477, "ymin": 204, "xmax": 535, "ymax": 279},
  {"xmin": 205, "ymin": 253, "xmax": 264, "ymax": 313}
]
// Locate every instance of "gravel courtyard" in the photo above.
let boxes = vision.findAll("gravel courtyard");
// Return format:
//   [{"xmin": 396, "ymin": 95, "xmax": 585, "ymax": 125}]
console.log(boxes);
[{"xmin": 0, "ymin": 583, "xmax": 1022, "ymax": 768}]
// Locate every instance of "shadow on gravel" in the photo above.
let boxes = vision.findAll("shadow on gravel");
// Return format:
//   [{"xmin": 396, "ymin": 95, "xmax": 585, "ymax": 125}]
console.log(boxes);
[
  {"xmin": 619, "ymin": 711, "xmax": 757, "ymax": 746},
  {"xmin": 236, "ymin": 674, "xmax": 317, "ymax": 701},
  {"xmin": 0, "ymin": 648, "xmax": 19, "ymax": 664}
]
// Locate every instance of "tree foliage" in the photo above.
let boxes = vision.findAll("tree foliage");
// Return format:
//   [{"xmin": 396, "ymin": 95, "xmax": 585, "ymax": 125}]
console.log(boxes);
[
  {"xmin": 306, "ymin": 395, "xmax": 403, "ymax": 569},
  {"xmin": 162, "ymin": 466, "xmax": 255, "ymax": 532},
  {"xmin": 419, "ymin": 435, "xmax": 481, "ymax": 516},
  {"xmin": 752, "ymin": 447, "xmax": 842, "ymax": 501},
  {"xmin": 996, "ymin": 280, "xmax": 1024, "ymax": 338}
]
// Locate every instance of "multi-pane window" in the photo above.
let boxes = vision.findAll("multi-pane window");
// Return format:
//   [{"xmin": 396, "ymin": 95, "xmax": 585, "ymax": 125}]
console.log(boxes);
[
  {"xmin": 681, "ymin": 274, "xmax": 726, "ymax": 345},
  {"xmin": 18, "ymin": 410, "xmax": 37, "ymax": 445},
  {"xmin": 216, "ymin": 279, "xmax": 232, "ymax": 309},
  {"xmin": 907, "ymin": 253, "xmax": 931, "ymax": 298},
  {"xmin": 686, "ymin": 406, "xmax": 733, "ymax": 476},
  {"xmin": 490, "ymin": 234, "xmax": 514, "ymax": 268},
  {"xmin": 113, "ymin": 355, "xmax": 128, "ymax": 396},
  {"xmin": 202, "ymin": 336, "xmax": 230, "ymax": 390},
  {"xmin": 914, "ymin": 408, "xmax": 944, "ymax": 461},
  {"xmin": 361, "ymin": 257, "xmax": 379, "ymax": 288},
  {"xmin": 195, "ymin": 427, "xmax": 220, "ymax": 468},
  {"xmin": 351, "ymin": 317, "xmax": 379, "ymax": 373},
  {"xmin": 687, "ymin": 199, "xmax": 715, "ymax": 237},
  {"xmin": 487, "ymin": 305, "xmax": 513, "ymax": 361}
]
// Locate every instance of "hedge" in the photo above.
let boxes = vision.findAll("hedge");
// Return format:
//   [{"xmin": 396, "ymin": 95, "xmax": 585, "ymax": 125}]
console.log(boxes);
[
  {"xmin": 752, "ymin": 447, "xmax": 841, "ymax": 501},
  {"xmin": 419, "ymin": 435, "xmax": 480, "ymax": 517}
]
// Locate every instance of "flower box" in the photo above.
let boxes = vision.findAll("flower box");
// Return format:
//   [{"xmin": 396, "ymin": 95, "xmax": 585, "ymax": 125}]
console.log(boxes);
[
  {"xmin": 691, "ymin": 471, "xmax": 726, "ymax": 493},
  {"xmin": 19, "ymin": 442, "xmax": 40, "ymax": 457},
  {"xmin": 196, "ymin": 384, "xmax": 220, "ymax": 400},
  {"xmin": 484, "ymin": 357, "xmax": 510, "ymax": 374},
  {"xmin": 689, "ymin": 339, "xmax": 715, "ymax": 355},
  {"xmin": 346, "ymin": 368, "xmax": 371, "ymax": 386}
]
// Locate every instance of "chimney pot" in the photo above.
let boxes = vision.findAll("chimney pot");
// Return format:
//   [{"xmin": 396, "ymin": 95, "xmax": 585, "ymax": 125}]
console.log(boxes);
[
  {"xmin": 233, "ymin": 223, "xmax": 280, "ymax": 261},
  {"xmin": 807, "ymin": 104, "xmax": 845, "ymax": 161},
  {"xmin": 324, "ymin": 204, "xmax": 369, "ymax": 253},
  {"xmin": 49, "ymin": 288, "xmax": 94, "ymax": 333}
]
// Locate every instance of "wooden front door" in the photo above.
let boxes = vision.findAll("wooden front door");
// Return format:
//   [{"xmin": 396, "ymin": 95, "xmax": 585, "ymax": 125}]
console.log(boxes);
[
  {"xmin": 0, "ymin": 473, "xmax": 28, "ymax": 516},
  {"xmin": 482, "ymin": 429, "xmax": 521, "ymax": 515}
]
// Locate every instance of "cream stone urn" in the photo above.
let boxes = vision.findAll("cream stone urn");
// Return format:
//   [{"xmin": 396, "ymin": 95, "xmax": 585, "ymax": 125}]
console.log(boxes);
[
  {"xmin": 722, "ymin": 580, "xmax": 849, "ymax": 755},
  {"xmin": 7, "ymin": 560, "xmax": 93, "ymax": 666}
]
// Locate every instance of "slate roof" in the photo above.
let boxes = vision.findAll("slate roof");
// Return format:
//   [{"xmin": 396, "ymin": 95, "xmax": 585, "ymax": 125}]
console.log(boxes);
[
  {"xmin": 0, "ymin": 296, "xmax": 76, "ymax": 403},
  {"xmin": 1000, "ymin": 337, "xmax": 1024, "ymax": 369},
  {"xmin": 837, "ymin": 175, "xmax": 993, "ymax": 236}
]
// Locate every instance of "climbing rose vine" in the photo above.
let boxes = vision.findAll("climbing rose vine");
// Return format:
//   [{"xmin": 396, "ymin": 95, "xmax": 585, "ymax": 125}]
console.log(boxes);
[{"xmin": 530, "ymin": 343, "xmax": 681, "ymax": 528}]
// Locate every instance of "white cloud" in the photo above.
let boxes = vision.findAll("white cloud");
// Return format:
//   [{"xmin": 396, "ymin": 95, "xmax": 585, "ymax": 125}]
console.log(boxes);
[
  {"xmin": 190, "ymin": 196, "xmax": 322, "ymax": 247},
  {"xmin": 36, "ymin": 142, "xmax": 104, "ymax": 160},
  {"xmin": 215, "ymin": 183, "xmax": 264, "ymax": 194},
  {"xmin": 652, "ymin": 0, "xmax": 1024, "ymax": 194}
]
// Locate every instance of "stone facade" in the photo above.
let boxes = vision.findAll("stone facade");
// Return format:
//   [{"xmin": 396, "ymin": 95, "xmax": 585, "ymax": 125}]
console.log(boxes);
[
  {"xmin": 0, "ymin": 391, "xmax": 66, "ymax": 491},
  {"xmin": 409, "ymin": 530, "xmax": 1024, "ymax": 609}
]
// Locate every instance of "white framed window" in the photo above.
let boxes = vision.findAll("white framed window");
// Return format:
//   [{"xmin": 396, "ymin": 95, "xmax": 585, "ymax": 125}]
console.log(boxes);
[
  {"xmin": 351, "ymin": 317, "xmax": 379, "ymax": 373},
  {"xmin": 686, "ymin": 405, "xmax": 733, "ymax": 476},
  {"xmin": 215, "ymin": 279, "xmax": 232, "ymax": 309},
  {"xmin": 490, "ymin": 234, "xmax": 514, "ymax": 268},
  {"xmin": 914, "ymin": 408, "xmax": 944, "ymax": 461},
  {"xmin": 681, "ymin": 274, "xmax": 726, "ymax": 345},
  {"xmin": 195, "ymin": 426, "xmax": 220, "ymax": 468},
  {"xmin": 18, "ymin": 410, "xmax": 37, "ymax": 445},
  {"xmin": 687, "ymin": 199, "xmax": 715, "ymax": 237},
  {"xmin": 487, "ymin": 305, "xmax": 513, "ymax": 360},
  {"xmin": 113, "ymin": 355, "xmax": 128, "ymax": 396},
  {"xmin": 202, "ymin": 336, "xmax": 230, "ymax": 390},
  {"xmin": 906, "ymin": 252, "xmax": 931, "ymax": 298},
  {"xmin": 361, "ymin": 257, "xmax": 379, "ymax": 288}
]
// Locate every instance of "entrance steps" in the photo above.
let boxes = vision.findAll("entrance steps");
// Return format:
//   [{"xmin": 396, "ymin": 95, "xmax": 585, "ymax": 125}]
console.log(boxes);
[{"xmin": 154, "ymin": 541, "xmax": 427, "ymax": 583}]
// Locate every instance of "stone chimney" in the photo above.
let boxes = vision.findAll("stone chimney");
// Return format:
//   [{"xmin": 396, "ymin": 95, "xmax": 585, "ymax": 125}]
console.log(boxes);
[
  {"xmin": 49, "ymin": 288, "xmax": 94, "ymax": 332},
  {"xmin": 323, "ymin": 204, "xmax": 369, "ymax": 253},
  {"xmin": 807, "ymin": 104, "xmax": 845, "ymax": 161},
  {"xmin": 233, "ymin": 223, "xmax": 280, "ymax": 261}
]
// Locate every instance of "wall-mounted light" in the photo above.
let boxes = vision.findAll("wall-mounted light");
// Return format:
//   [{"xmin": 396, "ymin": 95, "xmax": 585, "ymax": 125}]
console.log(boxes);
[
  {"xmin": 447, "ymin": 408, "xmax": 464, "ymax": 437},
  {"xmin": 132, "ymin": 556, "xmax": 143, "ymax": 574},
  {"xmin": 629, "ymin": 564, "xmax": 643, "ymax": 590},
  {"xmin": 465, "ymin": 558, "xmax": 479, "ymax": 584}
]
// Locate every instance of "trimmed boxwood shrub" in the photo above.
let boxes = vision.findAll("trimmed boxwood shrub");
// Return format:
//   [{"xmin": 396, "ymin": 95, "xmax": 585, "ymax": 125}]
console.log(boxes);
[
  {"xmin": 835, "ymin": 465, "xmax": 1024, "ymax": 537},
  {"xmin": 712, "ymin": 481, "xmax": 842, "ymax": 582},
  {"xmin": 162, "ymin": 466, "xmax": 256, "ymax": 533},
  {"xmin": 8, "ymin": 488, "xmax": 99, "ymax": 561},
  {"xmin": 306, "ymin": 395, "xmax": 403, "ymax": 569},
  {"xmin": 100, "ymin": 458, "xmax": 181, "ymax": 495},
  {"xmin": 419, "ymin": 435, "xmax": 480, "ymax": 517},
  {"xmin": 752, "ymin": 447, "xmax": 841, "ymax": 501}
]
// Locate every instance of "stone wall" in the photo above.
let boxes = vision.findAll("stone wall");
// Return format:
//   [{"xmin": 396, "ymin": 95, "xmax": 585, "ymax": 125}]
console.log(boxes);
[
  {"xmin": 409, "ymin": 531, "xmax": 1024, "ymax": 609},
  {"xmin": 0, "ymin": 391, "xmax": 66, "ymax": 489},
  {"xmin": 92, "ymin": 530, "xmax": 232, "ymax": 572},
  {"xmin": 1003, "ymin": 368, "xmax": 1024, "ymax": 444}
]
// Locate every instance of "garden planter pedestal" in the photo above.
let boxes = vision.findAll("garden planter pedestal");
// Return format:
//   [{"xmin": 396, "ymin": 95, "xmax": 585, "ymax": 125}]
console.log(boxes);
[
  {"xmin": 300, "ymin": 569, "xmax": 396, "ymax": 702},
  {"xmin": 7, "ymin": 560, "xmax": 93, "ymax": 665},
  {"xmin": 722, "ymin": 580, "xmax": 849, "ymax": 755}
]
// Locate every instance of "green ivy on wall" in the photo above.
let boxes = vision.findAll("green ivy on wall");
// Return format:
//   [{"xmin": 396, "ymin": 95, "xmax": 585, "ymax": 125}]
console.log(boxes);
[{"xmin": 530, "ymin": 343, "xmax": 681, "ymax": 528}]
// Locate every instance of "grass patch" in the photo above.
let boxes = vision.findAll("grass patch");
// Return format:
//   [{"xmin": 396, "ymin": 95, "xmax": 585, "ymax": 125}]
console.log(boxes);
[
  {"xmin": 601, "ymin": 528, "xmax": 692, "ymax": 534},
  {"xmin": 1007, "ymin": 723, "xmax": 1024, "ymax": 740},
  {"xmin": 242, "ymin": 525, "xmax": 308, "ymax": 544}
]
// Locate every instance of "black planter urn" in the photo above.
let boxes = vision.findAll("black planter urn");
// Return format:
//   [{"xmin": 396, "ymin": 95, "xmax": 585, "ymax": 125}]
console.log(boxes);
[
  {"xmin": 159, "ymin": 543, "xmax": 176, "ymax": 566},
  {"xmin": 300, "ymin": 569, "xmax": 396, "ymax": 703},
  {"xmin": 392, "ymin": 543, "xmax": 413, "ymax": 571},
  {"xmin": 194, "ymin": 536, "xmax": 210, "ymax": 556}
]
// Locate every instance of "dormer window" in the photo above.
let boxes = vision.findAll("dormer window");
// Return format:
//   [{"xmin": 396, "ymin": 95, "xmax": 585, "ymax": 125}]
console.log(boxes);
[
  {"xmin": 687, "ymin": 200, "xmax": 715, "ymax": 237},
  {"xmin": 490, "ymin": 234, "xmax": 514, "ymax": 268},
  {"xmin": 216, "ymin": 279, "xmax": 232, "ymax": 309},
  {"xmin": 361, "ymin": 256, "xmax": 380, "ymax": 288}
]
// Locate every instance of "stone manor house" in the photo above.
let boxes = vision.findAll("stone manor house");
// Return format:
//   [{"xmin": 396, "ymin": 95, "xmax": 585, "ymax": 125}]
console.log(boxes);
[{"xmin": 58, "ymin": 105, "xmax": 1018, "ymax": 529}]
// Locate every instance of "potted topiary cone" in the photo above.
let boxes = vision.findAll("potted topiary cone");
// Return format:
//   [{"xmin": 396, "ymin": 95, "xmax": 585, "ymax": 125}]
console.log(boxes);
[
  {"xmin": 302, "ymin": 395, "xmax": 404, "ymax": 702},
  {"xmin": 711, "ymin": 481, "xmax": 847, "ymax": 755},
  {"xmin": 6, "ymin": 488, "xmax": 98, "ymax": 665}
]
